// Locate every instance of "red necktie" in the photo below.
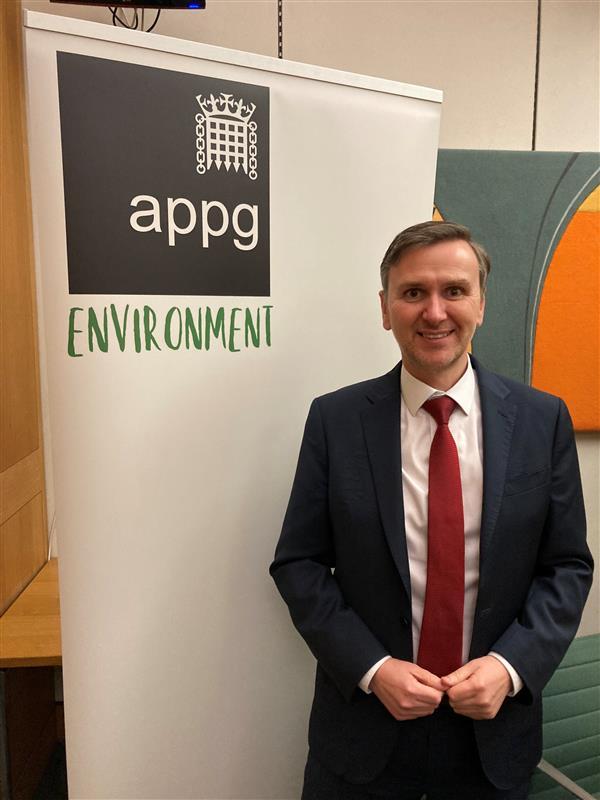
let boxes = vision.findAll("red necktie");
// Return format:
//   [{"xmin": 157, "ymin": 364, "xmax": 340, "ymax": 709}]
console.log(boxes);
[{"xmin": 417, "ymin": 396, "xmax": 465, "ymax": 677}]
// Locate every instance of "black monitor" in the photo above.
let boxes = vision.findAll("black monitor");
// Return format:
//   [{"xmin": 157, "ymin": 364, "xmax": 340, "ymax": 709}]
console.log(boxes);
[{"xmin": 50, "ymin": 1, "xmax": 205, "ymax": 8}]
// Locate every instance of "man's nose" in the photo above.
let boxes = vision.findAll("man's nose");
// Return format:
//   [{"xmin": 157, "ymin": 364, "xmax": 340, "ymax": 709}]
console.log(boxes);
[{"xmin": 422, "ymin": 294, "xmax": 447, "ymax": 324}]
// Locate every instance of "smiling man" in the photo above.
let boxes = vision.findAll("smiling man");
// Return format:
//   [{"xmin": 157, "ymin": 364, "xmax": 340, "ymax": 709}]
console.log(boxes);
[
  {"xmin": 379, "ymin": 233, "xmax": 485, "ymax": 390},
  {"xmin": 270, "ymin": 221, "xmax": 593, "ymax": 800}
]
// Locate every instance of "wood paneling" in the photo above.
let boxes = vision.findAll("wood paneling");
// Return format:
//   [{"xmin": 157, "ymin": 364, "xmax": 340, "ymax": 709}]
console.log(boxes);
[
  {"xmin": 1, "ymin": 0, "xmax": 40, "ymax": 471},
  {"xmin": 0, "ymin": 0, "xmax": 48, "ymax": 610},
  {"xmin": 0, "ymin": 448, "xmax": 43, "ymax": 526},
  {"xmin": 0, "ymin": 496, "xmax": 46, "ymax": 615},
  {"xmin": 0, "ymin": 559, "xmax": 61, "ymax": 668}
]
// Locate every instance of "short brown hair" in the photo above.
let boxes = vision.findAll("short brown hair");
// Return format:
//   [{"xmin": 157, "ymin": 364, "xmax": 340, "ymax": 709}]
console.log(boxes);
[{"xmin": 380, "ymin": 220, "xmax": 491, "ymax": 295}]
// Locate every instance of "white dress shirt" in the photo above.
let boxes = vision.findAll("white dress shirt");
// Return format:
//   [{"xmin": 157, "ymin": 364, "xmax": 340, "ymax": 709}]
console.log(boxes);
[{"xmin": 359, "ymin": 358, "xmax": 522, "ymax": 695}]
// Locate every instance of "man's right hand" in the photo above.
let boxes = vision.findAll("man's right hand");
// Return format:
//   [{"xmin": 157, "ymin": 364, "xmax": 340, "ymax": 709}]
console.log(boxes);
[{"xmin": 369, "ymin": 658, "xmax": 444, "ymax": 720}]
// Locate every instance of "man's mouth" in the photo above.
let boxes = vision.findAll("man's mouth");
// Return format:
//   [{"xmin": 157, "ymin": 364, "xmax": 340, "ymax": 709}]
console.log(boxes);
[{"xmin": 418, "ymin": 331, "xmax": 453, "ymax": 340}]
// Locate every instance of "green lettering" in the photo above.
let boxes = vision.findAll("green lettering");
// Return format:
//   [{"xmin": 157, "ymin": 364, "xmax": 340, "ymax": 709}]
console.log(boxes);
[
  {"xmin": 88, "ymin": 307, "xmax": 109, "ymax": 352},
  {"xmin": 143, "ymin": 306, "xmax": 161, "ymax": 351},
  {"xmin": 244, "ymin": 307, "xmax": 260, "ymax": 348},
  {"xmin": 133, "ymin": 308, "xmax": 142, "ymax": 353},
  {"xmin": 67, "ymin": 307, "xmax": 84, "ymax": 357},
  {"xmin": 228, "ymin": 307, "xmax": 241, "ymax": 352},
  {"xmin": 185, "ymin": 308, "xmax": 202, "ymax": 349},
  {"xmin": 165, "ymin": 307, "xmax": 183, "ymax": 350},
  {"xmin": 205, "ymin": 307, "xmax": 226, "ymax": 350},
  {"xmin": 110, "ymin": 304, "xmax": 129, "ymax": 352},
  {"xmin": 263, "ymin": 305, "xmax": 273, "ymax": 347}
]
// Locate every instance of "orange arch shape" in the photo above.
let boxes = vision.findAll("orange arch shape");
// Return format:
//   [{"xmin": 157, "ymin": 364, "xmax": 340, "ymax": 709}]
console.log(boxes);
[{"xmin": 531, "ymin": 188, "xmax": 600, "ymax": 430}]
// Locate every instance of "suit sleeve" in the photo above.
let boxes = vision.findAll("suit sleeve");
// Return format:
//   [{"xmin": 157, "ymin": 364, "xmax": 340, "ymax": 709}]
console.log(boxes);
[
  {"xmin": 270, "ymin": 398, "xmax": 389, "ymax": 702},
  {"xmin": 490, "ymin": 399, "xmax": 594, "ymax": 699}
]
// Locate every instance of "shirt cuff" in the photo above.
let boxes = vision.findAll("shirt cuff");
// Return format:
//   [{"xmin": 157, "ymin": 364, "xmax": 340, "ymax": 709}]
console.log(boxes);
[
  {"xmin": 359, "ymin": 656, "xmax": 391, "ymax": 694},
  {"xmin": 489, "ymin": 652, "xmax": 523, "ymax": 696}
]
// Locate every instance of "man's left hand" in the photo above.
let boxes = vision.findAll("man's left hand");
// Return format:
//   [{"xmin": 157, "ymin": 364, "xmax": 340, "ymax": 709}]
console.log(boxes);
[{"xmin": 441, "ymin": 656, "xmax": 511, "ymax": 720}]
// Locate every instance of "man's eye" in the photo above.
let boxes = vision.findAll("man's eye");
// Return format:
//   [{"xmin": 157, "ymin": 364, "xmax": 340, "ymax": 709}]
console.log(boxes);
[
  {"xmin": 446, "ymin": 287, "xmax": 464, "ymax": 297},
  {"xmin": 405, "ymin": 289, "xmax": 421, "ymax": 300}
]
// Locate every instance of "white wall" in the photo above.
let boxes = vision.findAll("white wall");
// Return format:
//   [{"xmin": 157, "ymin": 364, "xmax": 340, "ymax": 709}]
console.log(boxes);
[
  {"xmin": 21, "ymin": 0, "xmax": 600, "ymax": 152},
  {"xmin": 284, "ymin": 0, "xmax": 538, "ymax": 150},
  {"xmin": 537, "ymin": 0, "xmax": 600, "ymax": 152}
]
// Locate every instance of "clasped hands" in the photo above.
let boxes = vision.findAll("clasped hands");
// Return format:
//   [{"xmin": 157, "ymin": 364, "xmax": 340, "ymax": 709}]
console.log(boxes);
[{"xmin": 369, "ymin": 656, "xmax": 511, "ymax": 721}]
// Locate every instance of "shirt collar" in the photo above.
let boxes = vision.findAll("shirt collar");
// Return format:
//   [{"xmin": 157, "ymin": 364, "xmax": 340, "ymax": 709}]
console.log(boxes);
[{"xmin": 401, "ymin": 356, "xmax": 476, "ymax": 417}]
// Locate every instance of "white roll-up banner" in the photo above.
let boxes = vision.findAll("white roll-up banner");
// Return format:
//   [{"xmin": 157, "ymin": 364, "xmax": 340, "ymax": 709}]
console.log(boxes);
[{"xmin": 24, "ymin": 11, "xmax": 442, "ymax": 798}]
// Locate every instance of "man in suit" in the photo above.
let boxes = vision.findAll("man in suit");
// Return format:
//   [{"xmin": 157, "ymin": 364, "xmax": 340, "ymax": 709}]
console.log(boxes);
[{"xmin": 270, "ymin": 220, "xmax": 593, "ymax": 799}]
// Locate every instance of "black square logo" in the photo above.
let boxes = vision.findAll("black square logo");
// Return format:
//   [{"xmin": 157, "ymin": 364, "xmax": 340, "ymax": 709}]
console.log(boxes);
[{"xmin": 57, "ymin": 53, "xmax": 270, "ymax": 296}]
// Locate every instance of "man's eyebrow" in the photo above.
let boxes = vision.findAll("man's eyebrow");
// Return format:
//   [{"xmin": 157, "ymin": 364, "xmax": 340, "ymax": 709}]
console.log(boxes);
[
  {"xmin": 395, "ymin": 277, "xmax": 473, "ymax": 290},
  {"xmin": 443, "ymin": 277, "xmax": 472, "ymax": 286},
  {"xmin": 395, "ymin": 281, "xmax": 424, "ymax": 289}
]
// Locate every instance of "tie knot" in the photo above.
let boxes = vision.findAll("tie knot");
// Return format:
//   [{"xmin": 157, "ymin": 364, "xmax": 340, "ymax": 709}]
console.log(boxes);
[{"xmin": 422, "ymin": 395, "xmax": 457, "ymax": 426}]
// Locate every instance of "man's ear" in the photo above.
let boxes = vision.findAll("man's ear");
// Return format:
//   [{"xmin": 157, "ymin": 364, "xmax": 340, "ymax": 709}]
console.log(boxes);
[
  {"xmin": 379, "ymin": 290, "xmax": 391, "ymax": 331},
  {"xmin": 477, "ymin": 294, "xmax": 486, "ymax": 327}
]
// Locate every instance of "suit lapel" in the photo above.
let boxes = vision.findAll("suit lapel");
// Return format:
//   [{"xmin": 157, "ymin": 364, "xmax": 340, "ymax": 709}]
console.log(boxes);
[
  {"xmin": 473, "ymin": 359, "xmax": 518, "ymax": 575},
  {"xmin": 358, "ymin": 359, "xmax": 517, "ymax": 608},
  {"xmin": 360, "ymin": 365, "xmax": 411, "ymax": 600}
]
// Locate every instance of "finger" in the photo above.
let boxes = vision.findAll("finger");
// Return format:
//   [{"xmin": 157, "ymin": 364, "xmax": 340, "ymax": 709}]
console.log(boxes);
[
  {"xmin": 447, "ymin": 702, "xmax": 482, "ymax": 719},
  {"xmin": 447, "ymin": 680, "xmax": 477, "ymax": 703},
  {"xmin": 450, "ymin": 703, "xmax": 500, "ymax": 721},
  {"xmin": 413, "ymin": 666, "xmax": 445, "ymax": 690},
  {"xmin": 397, "ymin": 708, "xmax": 438, "ymax": 720},
  {"xmin": 383, "ymin": 699, "xmax": 437, "ymax": 721},
  {"xmin": 386, "ymin": 689, "xmax": 441, "ymax": 713},
  {"xmin": 448, "ymin": 697, "xmax": 478, "ymax": 711},
  {"xmin": 448, "ymin": 692, "xmax": 502, "ymax": 713},
  {"xmin": 416, "ymin": 689, "xmax": 444, "ymax": 707},
  {"xmin": 441, "ymin": 664, "xmax": 475, "ymax": 688},
  {"xmin": 386, "ymin": 687, "xmax": 441, "ymax": 717},
  {"xmin": 398, "ymin": 699, "xmax": 441, "ymax": 718},
  {"xmin": 409, "ymin": 680, "xmax": 444, "ymax": 704}
]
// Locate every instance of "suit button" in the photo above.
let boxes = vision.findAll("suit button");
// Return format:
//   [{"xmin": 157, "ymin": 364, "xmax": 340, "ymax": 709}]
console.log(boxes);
[{"xmin": 400, "ymin": 616, "xmax": 409, "ymax": 627}]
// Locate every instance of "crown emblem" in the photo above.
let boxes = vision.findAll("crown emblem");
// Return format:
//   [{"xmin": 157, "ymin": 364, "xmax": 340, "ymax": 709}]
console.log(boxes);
[
  {"xmin": 195, "ymin": 92, "xmax": 258, "ymax": 180},
  {"xmin": 197, "ymin": 93, "xmax": 256, "ymax": 123}
]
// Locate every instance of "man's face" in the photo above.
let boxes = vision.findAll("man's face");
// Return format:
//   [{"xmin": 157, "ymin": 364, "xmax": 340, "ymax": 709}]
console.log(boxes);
[{"xmin": 379, "ymin": 239, "xmax": 485, "ymax": 390}]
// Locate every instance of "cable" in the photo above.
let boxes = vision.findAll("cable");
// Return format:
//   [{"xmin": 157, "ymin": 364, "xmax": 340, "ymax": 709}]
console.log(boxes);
[
  {"xmin": 108, "ymin": 4, "xmax": 160, "ymax": 33},
  {"xmin": 146, "ymin": 9, "xmax": 161, "ymax": 33},
  {"xmin": 532, "ymin": 0, "xmax": 541, "ymax": 151},
  {"xmin": 108, "ymin": 6, "xmax": 140, "ymax": 30},
  {"xmin": 110, "ymin": 6, "xmax": 130, "ymax": 28}
]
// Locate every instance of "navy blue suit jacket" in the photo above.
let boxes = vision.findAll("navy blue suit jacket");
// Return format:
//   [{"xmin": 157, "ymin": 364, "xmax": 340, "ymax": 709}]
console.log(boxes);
[{"xmin": 270, "ymin": 358, "xmax": 593, "ymax": 788}]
